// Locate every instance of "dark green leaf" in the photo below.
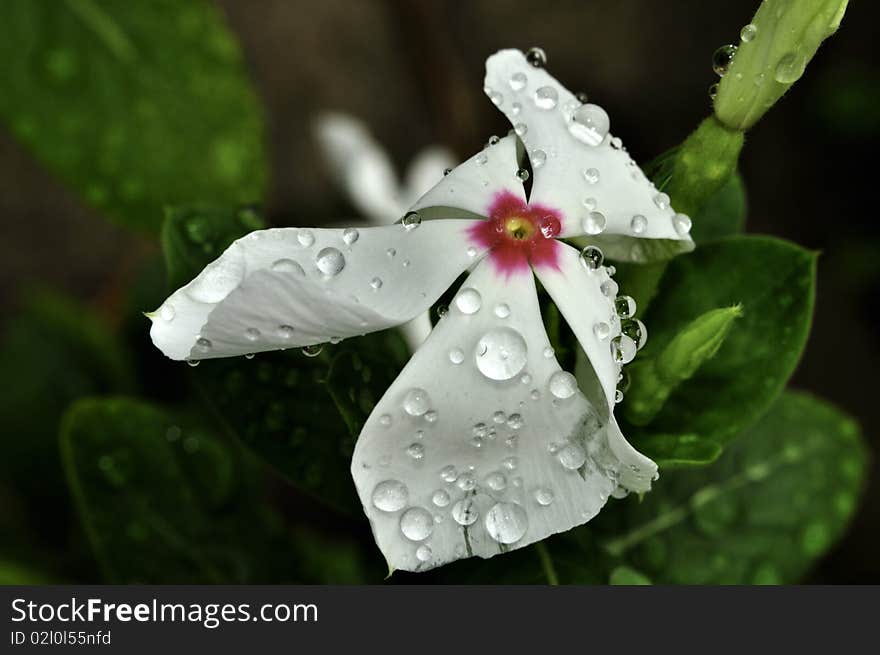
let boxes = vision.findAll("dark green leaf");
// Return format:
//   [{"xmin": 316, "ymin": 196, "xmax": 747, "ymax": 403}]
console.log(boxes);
[
  {"xmin": 632, "ymin": 434, "xmax": 723, "ymax": 469},
  {"xmin": 691, "ymin": 173, "xmax": 746, "ymax": 243},
  {"xmin": 0, "ymin": 0, "xmax": 267, "ymax": 232},
  {"xmin": 598, "ymin": 391, "xmax": 867, "ymax": 584},
  {"xmin": 609, "ymin": 566, "xmax": 652, "ymax": 585},
  {"xmin": 633, "ymin": 236, "xmax": 816, "ymax": 445}
]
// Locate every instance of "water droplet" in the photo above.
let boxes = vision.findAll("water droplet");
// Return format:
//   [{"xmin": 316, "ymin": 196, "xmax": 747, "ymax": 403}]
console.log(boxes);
[
  {"xmin": 475, "ymin": 153, "xmax": 488, "ymax": 166},
  {"xmin": 531, "ymin": 149, "xmax": 547, "ymax": 168},
  {"xmin": 492, "ymin": 411, "xmax": 506, "ymax": 424},
  {"xmin": 406, "ymin": 443, "xmax": 425, "ymax": 460},
  {"xmin": 558, "ymin": 443, "xmax": 587, "ymax": 470},
  {"xmin": 315, "ymin": 247, "xmax": 345, "ymax": 276},
  {"xmin": 543, "ymin": 346, "xmax": 554, "ymax": 359},
  {"xmin": 549, "ymin": 371, "xmax": 578, "ymax": 399},
  {"xmin": 740, "ymin": 23, "xmax": 757, "ymax": 43},
  {"xmin": 621, "ymin": 319, "xmax": 648, "ymax": 349},
  {"xmin": 494, "ymin": 303, "xmax": 511, "ymax": 318},
  {"xmin": 509, "ymin": 72, "xmax": 528, "ymax": 91},
  {"xmin": 708, "ymin": 82, "xmax": 719, "ymax": 101},
  {"xmin": 514, "ymin": 123, "xmax": 528, "ymax": 137},
  {"xmin": 272, "ymin": 258, "xmax": 305, "ymax": 275},
  {"xmin": 187, "ymin": 359, "xmax": 200, "ymax": 367},
  {"xmin": 475, "ymin": 328, "xmax": 528, "ymax": 381},
  {"xmin": 386, "ymin": 248, "xmax": 397, "ymax": 258},
  {"xmin": 443, "ymin": 168, "xmax": 452, "ymax": 176},
  {"xmin": 440, "ymin": 465, "xmax": 458, "ymax": 482},
  {"xmin": 297, "ymin": 230, "xmax": 315, "ymax": 247},
  {"xmin": 486, "ymin": 472, "xmax": 507, "ymax": 491},
  {"xmin": 516, "ymin": 168, "xmax": 530, "ymax": 182},
  {"xmin": 600, "ymin": 279, "xmax": 619, "ymax": 298},
  {"xmin": 525, "ymin": 47, "xmax": 547, "ymax": 68},
  {"xmin": 195, "ymin": 337, "xmax": 212, "ymax": 353},
  {"xmin": 611, "ymin": 334, "xmax": 638, "ymax": 364},
  {"xmin": 535, "ymin": 488, "xmax": 555, "ymax": 506},
  {"xmin": 582, "ymin": 211, "xmax": 606, "ymax": 235},
  {"xmin": 583, "ymin": 168, "xmax": 600, "ymax": 184},
  {"xmin": 488, "ymin": 89, "xmax": 503, "ymax": 106},
  {"xmin": 672, "ymin": 213, "xmax": 692, "ymax": 236},
  {"xmin": 614, "ymin": 389, "xmax": 624, "ymax": 403},
  {"xmin": 400, "ymin": 507, "xmax": 434, "ymax": 541},
  {"xmin": 456, "ymin": 473, "xmax": 476, "ymax": 491},
  {"xmin": 342, "ymin": 227, "xmax": 359, "ymax": 245},
  {"xmin": 775, "ymin": 52, "xmax": 806, "ymax": 83},
  {"xmin": 379, "ymin": 414, "xmax": 392, "ymax": 427},
  {"xmin": 712, "ymin": 44, "xmax": 738, "ymax": 76},
  {"xmin": 432, "ymin": 489, "xmax": 451, "ymax": 507},
  {"xmin": 425, "ymin": 410, "xmax": 438, "ymax": 423},
  {"xmin": 653, "ymin": 192, "xmax": 670, "ymax": 209},
  {"xmin": 615, "ymin": 295, "xmax": 637, "ymax": 319},
  {"xmin": 302, "ymin": 344, "xmax": 323, "ymax": 357},
  {"xmin": 416, "ymin": 544, "xmax": 432, "ymax": 562},
  {"xmin": 594, "ymin": 322, "xmax": 610, "ymax": 340},
  {"xmin": 403, "ymin": 388, "xmax": 432, "ymax": 417},
  {"xmin": 244, "ymin": 327, "xmax": 261, "ymax": 341},
  {"xmin": 507, "ymin": 413, "xmax": 523, "ymax": 429},
  {"xmin": 467, "ymin": 246, "xmax": 478, "ymax": 258},
  {"xmin": 569, "ymin": 104, "xmax": 610, "ymax": 146},
  {"xmin": 452, "ymin": 498, "xmax": 479, "ymax": 525},
  {"xmin": 582, "ymin": 197, "xmax": 598, "ymax": 210},
  {"xmin": 436, "ymin": 305, "xmax": 449, "ymax": 319},
  {"xmin": 502, "ymin": 456, "xmax": 519, "ymax": 470},
  {"xmin": 485, "ymin": 502, "xmax": 528, "ymax": 544},
  {"xmin": 402, "ymin": 211, "xmax": 422, "ymax": 230},
  {"xmin": 610, "ymin": 136, "xmax": 623, "ymax": 149},
  {"xmin": 449, "ymin": 348, "xmax": 465, "ymax": 364},
  {"xmin": 510, "ymin": 102, "xmax": 522, "ymax": 116},
  {"xmin": 579, "ymin": 245, "xmax": 604, "ymax": 270},
  {"xmin": 534, "ymin": 85, "xmax": 558, "ymax": 109},
  {"xmin": 370, "ymin": 277, "xmax": 383, "ymax": 291},
  {"xmin": 455, "ymin": 287, "xmax": 482, "ymax": 314},
  {"xmin": 372, "ymin": 480, "xmax": 408, "ymax": 512},
  {"xmin": 630, "ymin": 214, "xmax": 648, "ymax": 234}
]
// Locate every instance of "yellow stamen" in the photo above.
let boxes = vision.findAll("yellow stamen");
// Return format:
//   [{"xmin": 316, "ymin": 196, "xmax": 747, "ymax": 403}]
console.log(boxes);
[{"xmin": 504, "ymin": 217, "xmax": 534, "ymax": 240}]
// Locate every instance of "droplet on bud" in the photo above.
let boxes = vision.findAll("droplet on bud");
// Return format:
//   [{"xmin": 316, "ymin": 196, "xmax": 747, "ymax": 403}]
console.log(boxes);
[
  {"xmin": 712, "ymin": 44, "xmax": 738, "ymax": 77},
  {"xmin": 525, "ymin": 47, "xmax": 547, "ymax": 68}
]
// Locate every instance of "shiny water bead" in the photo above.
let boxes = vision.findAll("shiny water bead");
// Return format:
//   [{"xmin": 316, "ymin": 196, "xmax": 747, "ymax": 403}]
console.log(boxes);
[
  {"xmin": 488, "ymin": 89, "xmax": 503, "ymax": 106},
  {"xmin": 487, "ymin": 135, "xmax": 501, "ymax": 147},
  {"xmin": 443, "ymin": 167, "xmax": 452, "ymax": 176},
  {"xmin": 485, "ymin": 502, "xmax": 528, "ymax": 544},
  {"xmin": 534, "ymin": 488, "xmax": 555, "ymax": 506},
  {"xmin": 475, "ymin": 328, "xmax": 528, "ymax": 381},
  {"xmin": 708, "ymin": 83, "xmax": 719, "ymax": 101},
  {"xmin": 302, "ymin": 343, "xmax": 323, "ymax": 357},
  {"xmin": 549, "ymin": 371, "xmax": 578, "ymax": 399},
  {"xmin": 621, "ymin": 318, "xmax": 648, "ymax": 350},
  {"xmin": 525, "ymin": 46, "xmax": 547, "ymax": 68},
  {"xmin": 405, "ymin": 442, "xmax": 424, "ymax": 460},
  {"xmin": 569, "ymin": 103, "xmax": 610, "ymax": 146},
  {"xmin": 403, "ymin": 388, "xmax": 431, "ymax": 417},
  {"xmin": 531, "ymin": 149, "xmax": 547, "ymax": 168},
  {"xmin": 436, "ymin": 305, "xmax": 449, "ymax": 319},
  {"xmin": 712, "ymin": 44, "xmax": 738, "ymax": 76},
  {"xmin": 611, "ymin": 334, "xmax": 638, "ymax": 364},
  {"xmin": 271, "ymin": 258, "xmax": 305, "ymax": 275},
  {"xmin": 486, "ymin": 472, "xmax": 507, "ymax": 491},
  {"xmin": 386, "ymin": 248, "xmax": 396, "ymax": 257},
  {"xmin": 582, "ymin": 211, "xmax": 606, "ymax": 235},
  {"xmin": 370, "ymin": 277, "xmax": 383, "ymax": 290},
  {"xmin": 276, "ymin": 324, "xmax": 295, "ymax": 339},
  {"xmin": 244, "ymin": 353, "xmax": 256, "ymax": 360},
  {"xmin": 558, "ymin": 442, "xmax": 587, "ymax": 470},
  {"xmin": 740, "ymin": 23, "xmax": 757, "ymax": 43},
  {"xmin": 502, "ymin": 456, "xmax": 519, "ymax": 470},
  {"xmin": 455, "ymin": 287, "xmax": 482, "ymax": 314},
  {"xmin": 432, "ymin": 489, "xmax": 450, "ymax": 507},
  {"xmin": 342, "ymin": 227, "xmax": 359, "ymax": 245},
  {"xmin": 672, "ymin": 212, "xmax": 692, "ymax": 236},
  {"xmin": 297, "ymin": 230, "xmax": 315, "ymax": 247},
  {"xmin": 579, "ymin": 245, "xmax": 604, "ymax": 271},
  {"xmin": 630, "ymin": 214, "xmax": 647, "ymax": 234},
  {"xmin": 244, "ymin": 327, "xmax": 260, "ymax": 341},
  {"xmin": 775, "ymin": 52, "xmax": 806, "ymax": 84},
  {"xmin": 610, "ymin": 136, "xmax": 623, "ymax": 150},
  {"xmin": 534, "ymin": 85, "xmax": 558, "ymax": 109},
  {"xmin": 440, "ymin": 465, "xmax": 458, "ymax": 482},
  {"xmin": 449, "ymin": 347, "xmax": 464, "ymax": 364},
  {"xmin": 575, "ymin": 91, "xmax": 589, "ymax": 104},
  {"xmin": 494, "ymin": 303, "xmax": 511, "ymax": 319},
  {"xmin": 402, "ymin": 211, "xmax": 422, "ymax": 230},
  {"xmin": 516, "ymin": 168, "xmax": 530, "ymax": 182},
  {"xmin": 195, "ymin": 337, "xmax": 212, "ymax": 353},
  {"xmin": 600, "ymin": 279, "xmax": 619, "ymax": 298},
  {"xmin": 507, "ymin": 413, "xmax": 524, "ymax": 429},
  {"xmin": 653, "ymin": 192, "xmax": 670, "ymax": 209},
  {"xmin": 510, "ymin": 102, "xmax": 522, "ymax": 116},
  {"xmin": 456, "ymin": 473, "xmax": 476, "ymax": 491},
  {"xmin": 425, "ymin": 410, "xmax": 438, "ymax": 423},
  {"xmin": 509, "ymin": 71, "xmax": 528, "ymax": 91},
  {"xmin": 615, "ymin": 295, "xmax": 636, "ymax": 319},
  {"xmin": 315, "ymin": 247, "xmax": 345, "ymax": 276},
  {"xmin": 379, "ymin": 413, "xmax": 392, "ymax": 427},
  {"xmin": 582, "ymin": 197, "xmax": 598, "ymax": 210},
  {"xmin": 451, "ymin": 498, "xmax": 479, "ymax": 526},
  {"xmin": 475, "ymin": 153, "xmax": 488, "ymax": 166},
  {"xmin": 593, "ymin": 321, "xmax": 610, "ymax": 340},
  {"xmin": 371, "ymin": 480, "xmax": 408, "ymax": 512},
  {"xmin": 583, "ymin": 168, "xmax": 600, "ymax": 184},
  {"xmin": 400, "ymin": 507, "xmax": 434, "ymax": 541},
  {"xmin": 514, "ymin": 123, "xmax": 528, "ymax": 137},
  {"xmin": 186, "ymin": 359, "xmax": 200, "ymax": 367},
  {"xmin": 615, "ymin": 389, "xmax": 624, "ymax": 404},
  {"xmin": 416, "ymin": 544, "xmax": 432, "ymax": 562}
]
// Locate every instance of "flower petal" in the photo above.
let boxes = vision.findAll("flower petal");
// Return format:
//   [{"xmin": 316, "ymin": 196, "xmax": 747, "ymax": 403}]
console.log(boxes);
[
  {"xmin": 483, "ymin": 49, "xmax": 694, "ymax": 255},
  {"xmin": 149, "ymin": 221, "xmax": 485, "ymax": 361},
  {"xmin": 402, "ymin": 146, "xmax": 457, "ymax": 208},
  {"xmin": 314, "ymin": 112, "xmax": 403, "ymax": 224},
  {"xmin": 408, "ymin": 134, "xmax": 525, "ymax": 219},
  {"xmin": 534, "ymin": 241, "xmax": 656, "ymax": 492},
  {"xmin": 351, "ymin": 259, "xmax": 654, "ymax": 572}
]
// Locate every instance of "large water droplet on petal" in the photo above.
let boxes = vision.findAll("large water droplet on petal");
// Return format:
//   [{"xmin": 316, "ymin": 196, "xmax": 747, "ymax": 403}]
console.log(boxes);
[
  {"xmin": 475, "ymin": 328, "xmax": 528, "ymax": 381},
  {"xmin": 271, "ymin": 258, "xmax": 305, "ymax": 275},
  {"xmin": 534, "ymin": 488, "xmax": 555, "ymax": 506},
  {"xmin": 582, "ymin": 211, "xmax": 606, "ymax": 235},
  {"xmin": 611, "ymin": 334, "xmax": 638, "ymax": 364},
  {"xmin": 455, "ymin": 287, "xmax": 482, "ymax": 314},
  {"xmin": 400, "ymin": 507, "xmax": 434, "ymax": 541},
  {"xmin": 558, "ymin": 443, "xmax": 587, "ymax": 470},
  {"xmin": 372, "ymin": 480, "xmax": 408, "ymax": 512},
  {"xmin": 403, "ymin": 388, "xmax": 431, "ymax": 417},
  {"xmin": 342, "ymin": 227, "xmax": 359, "ymax": 245},
  {"xmin": 569, "ymin": 104, "xmax": 610, "ymax": 146},
  {"xmin": 533, "ymin": 85, "xmax": 558, "ymax": 109},
  {"xmin": 549, "ymin": 371, "xmax": 578, "ymax": 399},
  {"xmin": 451, "ymin": 498, "xmax": 479, "ymax": 526},
  {"xmin": 509, "ymin": 71, "xmax": 528, "ymax": 91},
  {"xmin": 315, "ymin": 247, "xmax": 345, "ymax": 276},
  {"xmin": 484, "ymin": 502, "xmax": 528, "ymax": 544}
]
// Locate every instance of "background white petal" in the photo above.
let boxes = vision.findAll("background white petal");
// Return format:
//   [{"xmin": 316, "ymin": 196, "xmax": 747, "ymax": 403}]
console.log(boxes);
[
  {"xmin": 314, "ymin": 112, "xmax": 403, "ymax": 224},
  {"xmin": 402, "ymin": 146, "xmax": 457, "ymax": 209},
  {"xmin": 150, "ymin": 221, "xmax": 485, "ymax": 360},
  {"xmin": 483, "ymin": 49, "xmax": 694, "ymax": 254},
  {"xmin": 408, "ymin": 134, "xmax": 524, "ymax": 219},
  {"xmin": 351, "ymin": 259, "xmax": 654, "ymax": 573}
]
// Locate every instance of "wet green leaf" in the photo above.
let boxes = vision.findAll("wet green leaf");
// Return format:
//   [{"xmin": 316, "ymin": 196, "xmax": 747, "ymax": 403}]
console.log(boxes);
[
  {"xmin": 0, "ymin": 0, "xmax": 267, "ymax": 232},
  {"xmin": 632, "ymin": 236, "xmax": 816, "ymax": 445},
  {"xmin": 599, "ymin": 391, "xmax": 867, "ymax": 584}
]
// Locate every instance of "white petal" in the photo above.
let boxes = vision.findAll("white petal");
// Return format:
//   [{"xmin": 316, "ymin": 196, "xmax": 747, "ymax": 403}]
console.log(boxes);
[
  {"xmin": 351, "ymin": 259, "xmax": 655, "ymax": 573},
  {"xmin": 149, "ymin": 221, "xmax": 485, "ymax": 361},
  {"xmin": 408, "ymin": 134, "xmax": 524, "ymax": 219},
  {"xmin": 399, "ymin": 313, "xmax": 432, "ymax": 352},
  {"xmin": 535, "ymin": 242, "xmax": 656, "ymax": 492},
  {"xmin": 314, "ymin": 112, "xmax": 403, "ymax": 224},
  {"xmin": 402, "ymin": 146, "xmax": 457, "ymax": 208},
  {"xmin": 483, "ymin": 50, "xmax": 694, "ymax": 254}
]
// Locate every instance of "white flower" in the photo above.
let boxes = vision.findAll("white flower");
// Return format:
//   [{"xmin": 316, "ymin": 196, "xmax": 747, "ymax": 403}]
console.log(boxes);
[
  {"xmin": 314, "ymin": 112, "xmax": 456, "ymax": 350},
  {"xmin": 148, "ymin": 48, "xmax": 693, "ymax": 573}
]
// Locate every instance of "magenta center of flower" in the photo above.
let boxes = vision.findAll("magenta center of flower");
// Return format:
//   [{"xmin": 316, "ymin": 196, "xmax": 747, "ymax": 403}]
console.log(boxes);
[{"xmin": 468, "ymin": 191, "xmax": 562, "ymax": 277}]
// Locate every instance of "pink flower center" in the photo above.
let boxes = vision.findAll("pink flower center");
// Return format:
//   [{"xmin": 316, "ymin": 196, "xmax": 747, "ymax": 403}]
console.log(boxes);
[{"xmin": 468, "ymin": 190, "xmax": 562, "ymax": 277}]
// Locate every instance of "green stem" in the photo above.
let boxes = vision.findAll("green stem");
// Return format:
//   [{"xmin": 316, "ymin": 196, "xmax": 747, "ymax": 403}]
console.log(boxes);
[{"xmin": 535, "ymin": 542, "xmax": 559, "ymax": 585}]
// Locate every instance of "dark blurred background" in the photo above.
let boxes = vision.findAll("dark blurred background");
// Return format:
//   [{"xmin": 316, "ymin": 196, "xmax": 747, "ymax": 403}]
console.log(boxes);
[{"xmin": 0, "ymin": 0, "xmax": 876, "ymax": 582}]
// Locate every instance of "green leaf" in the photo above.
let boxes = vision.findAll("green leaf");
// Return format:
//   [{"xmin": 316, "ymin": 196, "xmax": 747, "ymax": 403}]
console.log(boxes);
[
  {"xmin": 715, "ymin": 0, "xmax": 849, "ymax": 131},
  {"xmin": 691, "ymin": 172, "xmax": 747, "ymax": 243},
  {"xmin": 609, "ymin": 566, "xmax": 652, "ymax": 585},
  {"xmin": 61, "ymin": 396, "xmax": 363, "ymax": 583},
  {"xmin": 634, "ymin": 434, "xmax": 723, "ymax": 469},
  {"xmin": 599, "ymin": 391, "xmax": 868, "ymax": 584},
  {"xmin": 633, "ymin": 236, "xmax": 816, "ymax": 445},
  {"xmin": 0, "ymin": 560, "xmax": 53, "ymax": 585},
  {"xmin": 0, "ymin": 0, "xmax": 267, "ymax": 232},
  {"xmin": 625, "ymin": 306, "xmax": 742, "ymax": 426},
  {"xmin": 0, "ymin": 291, "xmax": 133, "ymax": 544}
]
